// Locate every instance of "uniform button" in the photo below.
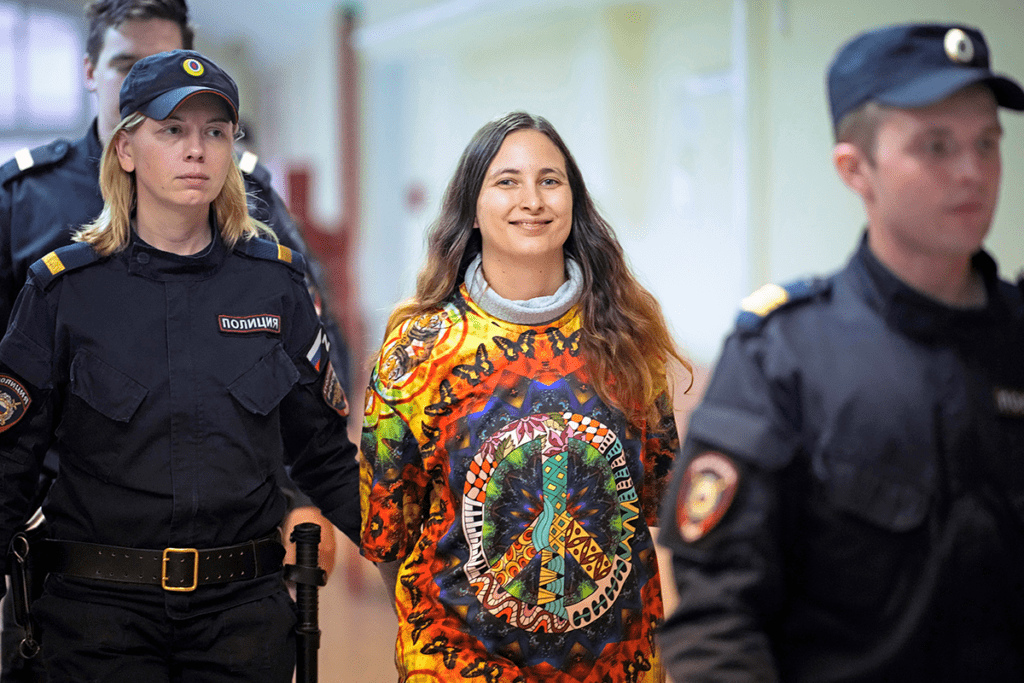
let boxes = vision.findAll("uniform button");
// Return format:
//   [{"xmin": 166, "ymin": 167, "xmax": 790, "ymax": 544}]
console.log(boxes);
[{"xmin": 137, "ymin": 253, "xmax": 150, "ymax": 264}]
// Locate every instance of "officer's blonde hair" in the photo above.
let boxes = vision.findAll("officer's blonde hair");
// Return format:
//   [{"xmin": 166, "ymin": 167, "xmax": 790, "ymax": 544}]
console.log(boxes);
[{"xmin": 75, "ymin": 111, "xmax": 273, "ymax": 255}]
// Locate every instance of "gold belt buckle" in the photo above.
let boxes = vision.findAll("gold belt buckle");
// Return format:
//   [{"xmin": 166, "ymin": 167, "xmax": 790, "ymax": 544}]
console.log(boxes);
[{"xmin": 162, "ymin": 547, "xmax": 199, "ymax": 592}]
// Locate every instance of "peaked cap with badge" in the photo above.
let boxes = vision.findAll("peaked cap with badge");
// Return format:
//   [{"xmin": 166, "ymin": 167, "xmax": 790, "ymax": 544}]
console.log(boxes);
[
  {"xmin": 827, "ymin": 23, "xmax": 1024, "ymax": 134},
  {"xmin": 119, "ymin": 49, "xmax": 239, "ymax": 123}
]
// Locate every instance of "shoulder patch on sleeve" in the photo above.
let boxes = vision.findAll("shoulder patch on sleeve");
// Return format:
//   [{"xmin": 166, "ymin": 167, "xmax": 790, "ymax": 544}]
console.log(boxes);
[
  {"xmin": 237, "ymin": 236, "xmax": 306, "ymax": 274},
  {"xmin": 735, "ymin": 277, "xmax": 830, "ymax": 333},
  {"xmin": 27, "ymin": 242, "xmax": 100, "ymax": 288},
  {"xmin": 0, "ymin": 374, "xmax": 32, "ymax": 433},
  {"xmin": 0, "ymin": 139, "xmax": 72, "ymax": 186},
  {"xmin": 321, "ymin": 361, "xmax": 349, "ymax": 416},
  {"xmin": 676, "ymin": 451, "xmax": 739, "ymax": 543}
]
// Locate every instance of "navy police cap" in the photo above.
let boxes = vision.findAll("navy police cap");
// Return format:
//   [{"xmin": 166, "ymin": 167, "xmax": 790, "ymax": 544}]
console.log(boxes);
[
  {"xmin": 119, "ymin": 49, "xmax": 239, "ymax": 124},
  {"xmin": 827, "ymin": 24, "xmax": 1024, "ymax": 134}
]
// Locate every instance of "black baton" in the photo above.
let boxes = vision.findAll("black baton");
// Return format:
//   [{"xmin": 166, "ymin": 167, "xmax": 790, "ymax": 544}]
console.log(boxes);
[
  {"xmin": 8, "ymin": 507, "xmax": 47, "ymax": 660},
  {"xmin": 287, "ymin": 522, "xmax": 326, "ymax": 683}
]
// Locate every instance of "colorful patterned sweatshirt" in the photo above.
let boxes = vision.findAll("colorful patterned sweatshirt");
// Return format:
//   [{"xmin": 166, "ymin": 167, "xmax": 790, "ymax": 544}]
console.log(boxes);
[{"xmin": 360, "ymin": 284, "xmax": 678, "ymax": 683}]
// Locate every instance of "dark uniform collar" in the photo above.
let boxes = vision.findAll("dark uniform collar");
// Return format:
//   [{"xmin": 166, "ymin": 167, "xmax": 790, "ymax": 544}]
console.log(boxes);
[
  {"xmin": 124, "ymin": 208, "xmax": 227, "ymax": 281},
  {"xmin": 84, "ymin": 119, "xmax": 104, "ymax": 161},
  {"xmin": 850, "ymin": 232, "xmax": 1004, "ymax": 343}
]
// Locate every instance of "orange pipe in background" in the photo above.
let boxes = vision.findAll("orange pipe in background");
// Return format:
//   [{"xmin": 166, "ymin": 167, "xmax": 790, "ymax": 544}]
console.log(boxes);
[{"xmin": 286, "ymin": 5, "xmax": 367, "ymax": 595}]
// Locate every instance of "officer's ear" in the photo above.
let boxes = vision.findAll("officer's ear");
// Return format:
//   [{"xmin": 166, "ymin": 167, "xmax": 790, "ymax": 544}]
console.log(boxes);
[
  {"xmin": 84, "ymin": 54, "xmax": 97, "ymax": 93},
  {"xmin": 114, "ymin": 130, "xmax": 135, "ymax": 173},
  {"xmin": 833, "ymin": 142, "xmax": 873, "ymax": 201}
]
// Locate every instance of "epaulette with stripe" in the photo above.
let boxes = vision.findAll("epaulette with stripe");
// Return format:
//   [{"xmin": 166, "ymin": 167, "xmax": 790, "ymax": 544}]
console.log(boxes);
[
  {"xmin": 236, "ymin": 237, "xmax": 306, "ymax": 274},
  {"xmin": 0, "ymin": 139, "xmax": 73, "ymax": 186},
  {"xmin": 735, "ymin": 277, "xmax": 831, "ymax": 333},
  {"xmin": 236, "ymin": 150, "xmax": 270, "ymax": 186},
  {"xmin": 28, "ymin": 242, "xmax": 101, "ymax": 289}
]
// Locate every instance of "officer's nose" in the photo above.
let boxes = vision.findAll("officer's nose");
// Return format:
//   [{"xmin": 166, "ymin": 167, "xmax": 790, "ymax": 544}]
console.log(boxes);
[
  {"xmin": 184, "ymin": 132, "xmax": 205, "ymax": 162},
  {"xmin": 955, "ymin": 152, "xmax": 978, "ymax": 182}
]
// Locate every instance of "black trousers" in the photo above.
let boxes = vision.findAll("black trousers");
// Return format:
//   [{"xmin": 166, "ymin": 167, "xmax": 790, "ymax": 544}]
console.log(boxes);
[{"xmin": 30, "ymin": 586, "xmax": 296, "ymax": 682}]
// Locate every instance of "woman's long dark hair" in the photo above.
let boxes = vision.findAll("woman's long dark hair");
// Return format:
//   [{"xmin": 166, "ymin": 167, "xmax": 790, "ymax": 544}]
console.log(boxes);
[{"xmin": 386, "ymin": 111, "xmax": 689, "ymax": 425}]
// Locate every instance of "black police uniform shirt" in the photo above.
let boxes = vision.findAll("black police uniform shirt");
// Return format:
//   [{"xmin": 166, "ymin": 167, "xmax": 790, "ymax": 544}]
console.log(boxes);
[
  {"xmin": 0, "ymin": 226, "xmax": 359, "ymax": 617},
  {"xmin": 658, "ymin": 237, "xmax": 1024, "ymax": 682},
  {"xmin": 0, "ymin": 120, "xmax": 351, "ymax": 504},
  {"xmin": 0, "ymin": 120, "xmax": 348, "ymax": 379}
]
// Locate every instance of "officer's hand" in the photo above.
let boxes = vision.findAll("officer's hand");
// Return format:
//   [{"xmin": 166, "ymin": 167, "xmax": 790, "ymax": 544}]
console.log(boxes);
[{"xmin": 281, "ymin": 505, "xmax": 338, "ymax": 581}]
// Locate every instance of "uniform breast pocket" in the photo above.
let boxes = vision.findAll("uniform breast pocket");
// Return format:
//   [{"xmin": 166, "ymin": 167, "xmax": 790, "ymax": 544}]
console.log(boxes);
[
  {"xmin": 804, "ymin": 444, "xmax": 935, "ymax": 616},
  {"xmin": 225, "ymin": 344, "xmax": 300, "ymax": 477},
  {"xmin": 57, "ymin": 349, "xmax": 149, "ymax": 480},
  {"xmin": 825, "ymin": 457, "xmax": 932, "ymax": 532},
  {"xmin": 227, "ymin": 343, "xmax": 299, "ymax": 416}
]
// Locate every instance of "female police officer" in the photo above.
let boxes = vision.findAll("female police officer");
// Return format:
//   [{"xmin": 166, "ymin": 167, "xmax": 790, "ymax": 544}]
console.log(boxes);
[{"xmin": 0, "ymin": 50, "xmax": 358, "ymax": 680}]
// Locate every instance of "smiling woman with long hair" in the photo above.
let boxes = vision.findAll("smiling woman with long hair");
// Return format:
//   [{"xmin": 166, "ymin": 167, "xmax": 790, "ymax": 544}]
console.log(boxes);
[{"xmin": 361, "ymin": 111, "xmax": 690, "ymax": 683}]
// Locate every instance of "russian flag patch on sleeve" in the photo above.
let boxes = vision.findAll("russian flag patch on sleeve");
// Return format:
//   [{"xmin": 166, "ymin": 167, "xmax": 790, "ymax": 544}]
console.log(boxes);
[{"xmin": 305, "ymin": 328, "xmax": 330, "ymax": 373}]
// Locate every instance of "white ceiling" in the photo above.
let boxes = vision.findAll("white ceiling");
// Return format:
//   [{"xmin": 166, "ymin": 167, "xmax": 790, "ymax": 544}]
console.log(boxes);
[
  {"xmin": 186, "ymin": 0, "xmax": 454, "ymax": 67},
  {"xmin": 185, "ymin": 0, "xmax": 614, "ymax": 66},
  {"xmin": 188, "ymin": 0, "xmax": 338, "ymax": 66}
]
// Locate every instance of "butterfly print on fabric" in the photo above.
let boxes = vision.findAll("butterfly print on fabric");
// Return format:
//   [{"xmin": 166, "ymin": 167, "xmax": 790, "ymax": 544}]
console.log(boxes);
[
  {"xmin": 425, "ymin": 380, "xmax": 457, "ymax": 416},
  {"xmin": 624, "ymin": 651, "xmax": 652, "ymax": 683},
  {"xmin": 546, "ymin": 327, "xmax": 581, "ymax": 357},
  {"xmin": 492, "ymin": 330, "xmax": 537, "ymax": 361},
  {"xmin": 422, "ymin": 636, "xmax": 459, "ymax": 669},
  {"xmin": 367, "ymin": 512, "xmax": 385, "ymax": 540},
  {"xmin": 400, "ymin": 572, "xmax": 423, "ymax": 607},
  {"xmin": 452, "ymin": 344, "xmax": 495, "ymax": 386},
  {"xmin": 460, "ymin": 657, "xmax": 504, "ymax": 682},
  {"xmin": 408, "ymin": 610, "xmax": 432, "ymax": 644},
  {"xmin": 426, "ymin": 495, "xmax": 450, "ymax": 527},
  {"xmin": 422, "ymin": 422, "xmax": 441, "ymax": 452}
]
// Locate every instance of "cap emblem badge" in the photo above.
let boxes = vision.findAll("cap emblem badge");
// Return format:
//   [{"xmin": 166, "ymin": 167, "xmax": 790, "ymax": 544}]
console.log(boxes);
[
  {"xmin": 183, "ymin": 58, "xmax": 205, "ymax": 77},
  {"xmin": 944, "ymin": 28, "xmax": 974, "ymax": 64}
]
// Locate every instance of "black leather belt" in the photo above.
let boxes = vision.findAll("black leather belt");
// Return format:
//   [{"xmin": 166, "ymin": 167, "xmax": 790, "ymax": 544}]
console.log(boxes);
[{"xmin": 36, "ymin": 534, "xmax": 284, "ymax": 592}]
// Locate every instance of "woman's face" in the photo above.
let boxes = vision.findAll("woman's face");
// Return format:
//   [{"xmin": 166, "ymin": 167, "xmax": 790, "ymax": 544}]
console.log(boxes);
[
  {"xmin": 475, "ymin": 129, "xmax": 573, "ymax": 269},
  {"xmin": 115, "ymin": 93, "xmax": 235, "ymax": 216}
]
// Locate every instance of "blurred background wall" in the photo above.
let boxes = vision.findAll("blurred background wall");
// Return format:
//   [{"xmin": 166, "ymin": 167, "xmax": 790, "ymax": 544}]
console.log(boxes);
[{"xmin": 205, "ymin": 0, "xmax": 1024, "ymax": 370}]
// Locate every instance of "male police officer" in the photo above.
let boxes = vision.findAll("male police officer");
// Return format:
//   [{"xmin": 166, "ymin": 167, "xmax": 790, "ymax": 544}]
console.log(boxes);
[
  {"xmin": 658, "ymin": 23, "xmax": 1024, "ymax": 682},
  {"xmin": 0, "ymin": 1, "xmax": 347, "ymax": 678}
]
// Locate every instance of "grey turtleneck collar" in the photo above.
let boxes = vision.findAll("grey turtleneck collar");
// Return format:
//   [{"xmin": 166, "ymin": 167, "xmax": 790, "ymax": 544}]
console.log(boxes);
[{"xmin": 464, "ymin": 254, "xmax": 583, "ymax": 325}]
